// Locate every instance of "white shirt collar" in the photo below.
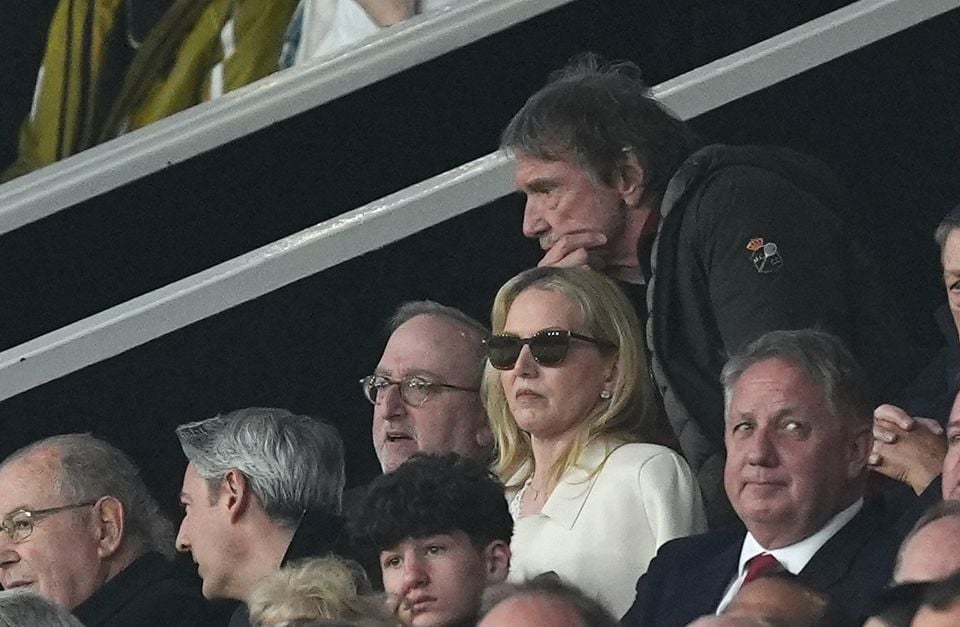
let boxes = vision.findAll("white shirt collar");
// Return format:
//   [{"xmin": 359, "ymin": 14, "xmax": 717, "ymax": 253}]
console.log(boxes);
[{"xmin": 716, "ymin": 498, "xmax": 864, "ymax": 613}]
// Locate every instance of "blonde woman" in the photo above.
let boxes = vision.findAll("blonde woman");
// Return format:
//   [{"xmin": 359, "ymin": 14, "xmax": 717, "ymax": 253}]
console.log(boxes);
[{"xmin": 483, "ymin": 266, "xmax": 705, "ymax": 617}]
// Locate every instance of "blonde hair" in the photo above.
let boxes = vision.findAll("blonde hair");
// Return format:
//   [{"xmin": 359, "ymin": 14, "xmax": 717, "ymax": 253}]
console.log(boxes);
[
  {"xmin": 482, "ymin": 267, "xmax": 659, "ymax": 488},
  {"xmin": 248, "ymin": 555, "xmax": 397, "ymax": 626}
]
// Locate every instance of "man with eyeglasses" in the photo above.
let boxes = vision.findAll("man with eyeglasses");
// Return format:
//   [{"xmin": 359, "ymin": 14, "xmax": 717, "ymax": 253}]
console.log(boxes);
[
  {"xmin": 360, "ymin": 301, "xmax": 493, "ymax": 475},
  {"xmin": 0, "ymin": 433, "xmax": 209, "ymax": 626}
]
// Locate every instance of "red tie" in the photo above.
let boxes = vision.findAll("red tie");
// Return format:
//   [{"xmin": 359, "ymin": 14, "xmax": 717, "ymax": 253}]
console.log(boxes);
[{"xmin": 742, "ymin": 553, "xmax": 781, "ymax": 586}]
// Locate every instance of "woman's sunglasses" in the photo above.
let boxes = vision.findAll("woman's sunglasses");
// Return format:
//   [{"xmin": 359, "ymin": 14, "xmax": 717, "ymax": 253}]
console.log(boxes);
[{"xmin": 484, "ymin": 329, "xmax": 616, "ymax": 370}]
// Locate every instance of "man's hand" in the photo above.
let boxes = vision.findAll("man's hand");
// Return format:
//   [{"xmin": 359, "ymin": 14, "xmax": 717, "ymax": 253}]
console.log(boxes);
[
  {"xmin": 538, "ymin": 232, "xmax": 607, "ymax": 269},
  {"xmin": 870, "ymin": 404, "xmax": 946, "ymax": 494}
]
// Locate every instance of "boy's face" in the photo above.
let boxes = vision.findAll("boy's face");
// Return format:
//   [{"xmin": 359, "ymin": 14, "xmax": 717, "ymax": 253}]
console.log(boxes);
[{"xmin": 381, "ymin": 531, "xmax": 509, "ymax": 627}]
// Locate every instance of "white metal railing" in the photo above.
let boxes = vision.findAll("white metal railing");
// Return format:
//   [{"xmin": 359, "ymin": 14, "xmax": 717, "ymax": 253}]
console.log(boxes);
[
  {"xmin": 0, "ymin": 0, "xmax": 956, "ymax": 402},
  {"xmin": 0, "ymin": 0, "xmax": 574, "ymax": 237}
]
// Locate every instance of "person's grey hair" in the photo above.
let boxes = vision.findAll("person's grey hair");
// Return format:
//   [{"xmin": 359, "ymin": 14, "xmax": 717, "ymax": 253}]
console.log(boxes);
[
  {"xmin": 480, "ymin": 577, "xmax": 618, "ymax": 627},
  {"xmin": 388, "ymin": 300, "xmax": 489, "ymax": 386},
  {"xmin": 500, "ymin": 52, "xmax": 700, "ymax": 208},
  {"xmin": 897, "ymin": 500, "xmax": 960, "ymax": 574},
  {"xmin": 934, "ymin": 204, "xmax": 960, "ymax": 253},
  {"xmin": 2, "ymin": 433, "xmax": 174, "ymax": 559},
  {"xmin": 175, "ymin": 408, "xmax": 345, "ymax": 527},
  {"xmin": 0, "ymin": 590, "xmax": 85, "ymax": 627},
  {"xmin": 720, "ymin": 329, "xmax": 873, "ymax": 428}
]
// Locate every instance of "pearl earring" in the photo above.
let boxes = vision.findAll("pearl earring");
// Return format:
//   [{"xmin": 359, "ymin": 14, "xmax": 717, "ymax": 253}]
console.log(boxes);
[{"xmin": 600, "ymin": 390, "xmax": 612, "ymax": 400}]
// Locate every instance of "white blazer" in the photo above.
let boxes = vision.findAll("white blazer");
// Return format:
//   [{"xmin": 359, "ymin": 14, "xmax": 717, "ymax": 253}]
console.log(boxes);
[{"xmin": 507, "ymin": 440, "xmax": 706, "ymax": 618}]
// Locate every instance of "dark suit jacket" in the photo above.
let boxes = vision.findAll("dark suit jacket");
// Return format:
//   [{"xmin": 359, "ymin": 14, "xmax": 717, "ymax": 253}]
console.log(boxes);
[
  {"xmin": 620, "ymin": 498, "xmax": 915, "ymax": 627},
  {"xmin": 72, "ymin": 551, "xmax": 211, "ymax": 626}
]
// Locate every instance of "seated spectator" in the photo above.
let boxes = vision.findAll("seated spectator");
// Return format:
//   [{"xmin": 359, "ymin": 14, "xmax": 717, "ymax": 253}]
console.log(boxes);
[
  {"xmin": 174, "ymin": 408, "xmax": 348, "ymax": 627},
  {"xmin": 864, "ymin": 583, "xmax": 928, "ymax": 627},
  {"xmin": 722, "ymin": 572, "xmax": 853, "ymax": 627},
  {"xmin": 501, "ymin": 54, "xmax": 918, "ymax": 526},
  {"xmin": 870, "ymin": 206, "xmax": 960, "ymax": 495},
  {"xmin": 247, "ymin": 555, "xmax": 395, "ymax": 626},
  {"xmin": 0, "ymin": 434, "xmax": 208, "ymax": 626},
  {"xmin": 353, "ymin": 301, "xmax": 491, "ymax": 588},
  {"xmin": 361, "ymin": 300, "xmax": 491, "ymax": 477},
  {"xmin": 2, "ymin": 0, "xmax": 299, "ymax": 181},
  {"xmin": 891, "ymin": 204, "xmax": 960, "ymax": 423},
  {"xmin": 894, "ymin": 501, "xmax": 960, "ymax": 583},
  {"xmin": 478, "ymin": 578, "xmax": 618, "ymax": 627},
  {"xmin": 622, "ymin": 330, "xmax": 925, "ymax": 625},
  {"xmin": 350, "ymin": 454, "xmax": 512, "ymax": 626},
  {"xmin": 0, "ymin": 589, "xmax": 84, "ymax": 627},
  {"xmin": 483, "ymin": 266, "xmax": 704, "ymax": 616},
  {"xmin": 912, "ymin": 571, "xmax": 960, "ymax": 626}
]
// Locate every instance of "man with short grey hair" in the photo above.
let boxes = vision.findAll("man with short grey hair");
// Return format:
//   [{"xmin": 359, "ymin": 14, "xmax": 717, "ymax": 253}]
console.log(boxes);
[
  {"xmin": 360, "ymin": 300, "xmax": 492, "ymax": 474},
  {"xmin": 623, "ymin": 329, "xmax": 923, "ymax": 625},
  {"xmin": 0, "ymin": 434, "xmax": 208, "ymax": 626},
  {"xmin": 174, "ymin": 407, "xmax": 347, "ymax": 627}
]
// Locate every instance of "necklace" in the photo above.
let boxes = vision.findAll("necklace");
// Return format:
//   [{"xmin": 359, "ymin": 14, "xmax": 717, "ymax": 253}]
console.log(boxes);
[{"xmin": 510, "ymin": 476, "xmax": 546, "ymax": 520}]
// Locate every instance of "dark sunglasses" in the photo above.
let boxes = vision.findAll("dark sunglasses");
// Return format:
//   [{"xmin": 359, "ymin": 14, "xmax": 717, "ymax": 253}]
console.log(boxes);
[{"xmin": 484, "ymin": 329, "xmax": 616, "ymax": 370}]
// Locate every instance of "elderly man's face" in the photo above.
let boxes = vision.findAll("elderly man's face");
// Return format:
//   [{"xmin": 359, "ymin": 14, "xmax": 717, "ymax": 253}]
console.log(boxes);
[
  {"xmin": 515, "ymin": 155, "xmax": 628, "ymax": 253},
  {"xmin": 0, "ymin": 450, "xmax": 104, "ymax": 609},
  {"xmin": 723, "ymin": 358, "xmax": 870, "ymax": 548},
  {"xmin": 942, "ymin": 392, "xmax": 960, "ymax": 501},
  {"xmin": 895, "ymin": 515, "xmax": 960, "ymax": 583},
  {"xmin": 372, "ymin": 315, "xmax": 490, "ymax": 473}
]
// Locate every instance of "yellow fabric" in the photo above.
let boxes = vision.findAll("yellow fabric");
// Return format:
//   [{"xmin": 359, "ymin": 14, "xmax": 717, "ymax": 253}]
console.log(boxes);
[{"xmin": 2, "ymin": 0, "xmax": 299, "ymax": 182}]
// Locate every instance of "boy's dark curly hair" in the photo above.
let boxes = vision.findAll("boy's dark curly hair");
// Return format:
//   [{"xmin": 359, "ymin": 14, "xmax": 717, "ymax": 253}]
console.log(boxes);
[{"xmin": 351, "ymin": 453, "xmax": 513, "ymax": 552}]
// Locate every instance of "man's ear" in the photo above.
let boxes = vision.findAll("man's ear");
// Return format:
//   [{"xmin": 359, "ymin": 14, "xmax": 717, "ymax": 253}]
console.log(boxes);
[
  {"xmin": 94, "ymin": 496, "xmax": 125, "ymax": 559},
  {"xmin": 616, "ymin": 151, "xmax": 645, "ymax": 209},
  {"xmin": 221, "ymin": 469, "xmax": 251, "ymax": 523},
  {"xmin": 482, "ymin": 540, "xmax": 511, "ymax": 585},
  {"xmin": 847, "ymin": 425, "xmax": 873, "ymax": 479}
]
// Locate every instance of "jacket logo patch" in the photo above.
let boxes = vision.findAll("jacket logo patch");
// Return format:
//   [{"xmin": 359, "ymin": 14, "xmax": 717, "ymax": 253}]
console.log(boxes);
[{"xmin": 746, "ymin": 238, "xmax": 783, "ymax": 274}]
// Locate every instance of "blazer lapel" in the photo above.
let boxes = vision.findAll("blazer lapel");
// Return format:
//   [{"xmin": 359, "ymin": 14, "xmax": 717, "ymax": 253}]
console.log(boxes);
[
  {"xmin": 798, "ymin": 500, "xmax": 882, "ymax": 590},
  {"xmin": 689, "ymin": 538, "xmax": 742, "ymax": 617}
]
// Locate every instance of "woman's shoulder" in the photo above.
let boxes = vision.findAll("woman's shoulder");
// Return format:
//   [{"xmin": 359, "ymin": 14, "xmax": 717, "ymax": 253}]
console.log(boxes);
[{"xmin": 604, "ymin": 441, "xmax": 685, "ymax": 465}]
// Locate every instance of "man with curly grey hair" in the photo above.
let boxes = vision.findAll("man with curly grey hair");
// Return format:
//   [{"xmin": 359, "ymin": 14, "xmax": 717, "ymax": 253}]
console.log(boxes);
[
  {"xmin": 0, "ymin": 433, "xmax": 208, "ymax": 626},
  {"xmin": 174, "ymin": 407, "xmax": 348, "ymax": 627}
]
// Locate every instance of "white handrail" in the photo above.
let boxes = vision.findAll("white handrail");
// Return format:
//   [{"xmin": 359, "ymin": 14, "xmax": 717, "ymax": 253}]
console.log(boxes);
[
  {"xmin": 0, "ymin": 0, "xmax": 574, "ymax": 237},
  {"xmin": 0, "ymin": 0, "xmax": 955, "ymax": 402}
]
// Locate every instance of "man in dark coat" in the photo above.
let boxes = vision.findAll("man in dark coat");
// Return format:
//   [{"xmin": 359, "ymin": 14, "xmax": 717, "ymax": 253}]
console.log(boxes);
[
  {"xmin": 173, "ymin": 407, "xmax": 349, "ymax": 627},
  {"xmin": 0, "ymin": 434, "xmax": 210, "ymax": 626},
  {"xmin": 501, "ymin": 55, "xmax": 917, "ymax": 524},
  {"xmin": 621, "ymin": 330, "xmax": 932, "ymax": 626}
]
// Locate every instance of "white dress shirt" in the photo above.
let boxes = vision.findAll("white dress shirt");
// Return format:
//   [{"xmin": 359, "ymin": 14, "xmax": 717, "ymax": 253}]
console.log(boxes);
[{"xmin": 715, "ymin": 498, "xmax": 865, "ymax": 613}]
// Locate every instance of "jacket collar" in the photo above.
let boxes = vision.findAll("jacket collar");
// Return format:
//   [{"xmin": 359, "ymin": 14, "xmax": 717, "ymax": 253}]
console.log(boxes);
[
  {"xmin": 282, "ymin": 508, "xmax": 346, "ymax": 565},
  {"xmin": 534, "ymin": 441, "xmax": 616, "ymax": 530}
]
